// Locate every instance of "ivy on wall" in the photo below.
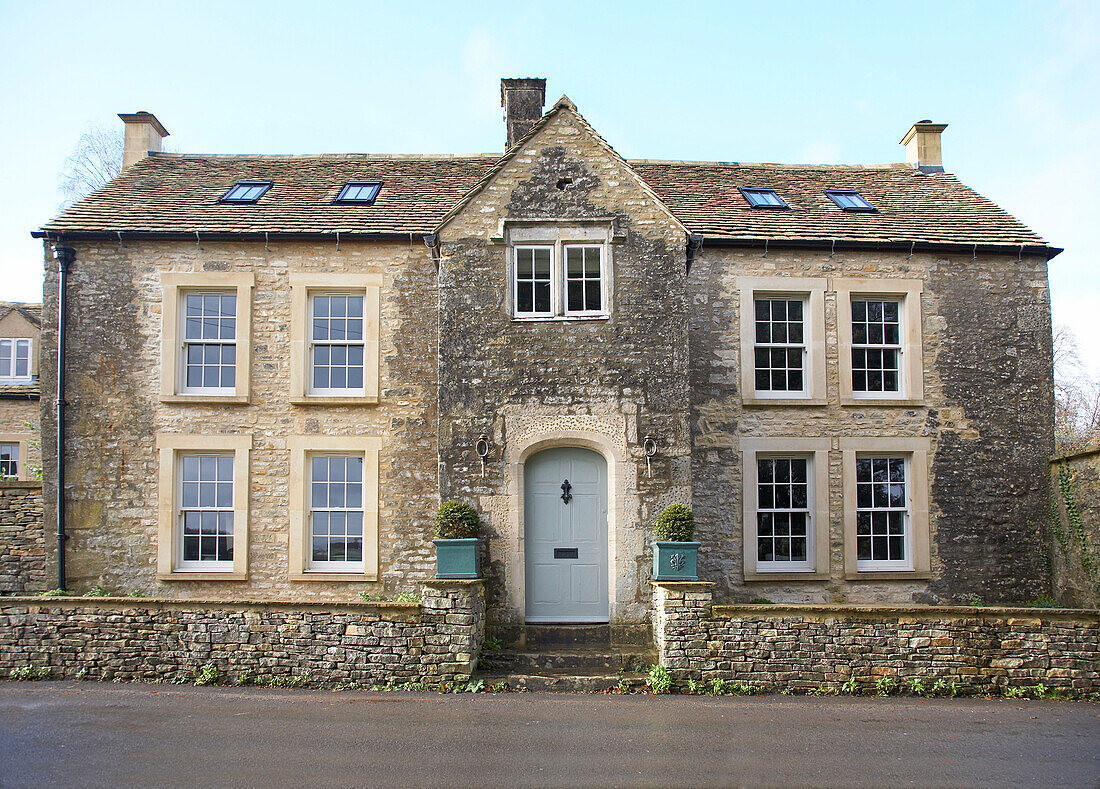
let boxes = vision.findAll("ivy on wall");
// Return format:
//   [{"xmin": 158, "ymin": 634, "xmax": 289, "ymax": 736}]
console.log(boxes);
[{"xmin": 1050, "ymin": 463, "xmax": 1100, "ymax": 597}]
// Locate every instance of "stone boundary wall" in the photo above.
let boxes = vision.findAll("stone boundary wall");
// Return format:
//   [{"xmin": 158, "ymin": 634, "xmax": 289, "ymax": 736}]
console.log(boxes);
[
  {"xmin": 1050, "ymin": 443, "xmax": 1100, "ymax": 608},
  {"xmin": 653, "ymin": 582, "xmax": 1099, "ymax": 694},
  {"xmin": 0, "ymin": 580, "xmax": 484, "ymax": 685},
  {"xmin": 0, "ymin": 481, "xmax": 46, "ymax": 595}
]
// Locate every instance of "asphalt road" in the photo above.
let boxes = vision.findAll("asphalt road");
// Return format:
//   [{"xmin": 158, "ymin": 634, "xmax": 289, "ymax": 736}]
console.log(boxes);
[{"xmin": 1, "ymin": 682, "xmax": 1097, "ymax": 788}]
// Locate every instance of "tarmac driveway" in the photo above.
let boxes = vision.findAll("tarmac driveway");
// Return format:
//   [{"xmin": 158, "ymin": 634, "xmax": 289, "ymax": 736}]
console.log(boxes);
[{"xmin": 1, "ymin": 681, "xmax": 1097, "ymax": 788}]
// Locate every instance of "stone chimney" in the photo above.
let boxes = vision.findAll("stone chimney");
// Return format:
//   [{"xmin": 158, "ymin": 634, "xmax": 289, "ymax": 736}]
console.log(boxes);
[
  {"xmin": 118, "ymin": 112, "xmax": 170, "ymax": 170},
  {"xmin": 900, "ymin": 120, "xmax": 947, "ymax": 173},
  {"xmin": 501, "ymin": 78, "xmax": 546, "ymax": 150}
]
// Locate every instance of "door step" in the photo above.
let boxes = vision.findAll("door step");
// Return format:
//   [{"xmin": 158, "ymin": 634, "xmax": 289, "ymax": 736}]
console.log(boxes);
[
  {"xmin": 479, "ymin": 645, "xmax": 656, "ymax": 674},
  {"xmin": 475, "ymin": 669, "xmax": 650, "ymax": 693},
  {"xmin": 511, "ymin": 623, "xmax": 653, "ymax": 649}
]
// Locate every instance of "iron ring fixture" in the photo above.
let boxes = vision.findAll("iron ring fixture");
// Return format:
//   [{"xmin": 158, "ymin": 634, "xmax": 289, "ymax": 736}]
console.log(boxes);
[
  {"xmin": 475, "ymin": 434, "xmax": 490, "ymax": 478},
  {"xmin": 643, "ymin": 435, "xmax": 657, "ymax": 478}
]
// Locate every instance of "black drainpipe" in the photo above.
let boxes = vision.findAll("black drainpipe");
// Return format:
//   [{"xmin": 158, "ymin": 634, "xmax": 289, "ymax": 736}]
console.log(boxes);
[{"xmin": 53, "ymin": 244, "xmax": 75, "ymax": 591}]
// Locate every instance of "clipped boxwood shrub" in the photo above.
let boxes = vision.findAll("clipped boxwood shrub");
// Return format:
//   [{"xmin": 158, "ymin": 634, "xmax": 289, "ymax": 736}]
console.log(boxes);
[
  {"xmin": 654, "ymin": 503, "xmax": 694, "ymax": 542},
  {"xmin": 434, "ymin": 500, "xmax": 481, "ymax": 539}
]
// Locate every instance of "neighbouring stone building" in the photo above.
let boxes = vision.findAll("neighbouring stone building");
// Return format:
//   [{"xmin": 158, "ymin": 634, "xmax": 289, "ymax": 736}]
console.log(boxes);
[
  {"xmin": 0, "ymin": 302, "xmax": 42, "ymax": 482},
  {"xmin": 29, "ymin": 79, "xmax": 1061, "ymax": 635}
]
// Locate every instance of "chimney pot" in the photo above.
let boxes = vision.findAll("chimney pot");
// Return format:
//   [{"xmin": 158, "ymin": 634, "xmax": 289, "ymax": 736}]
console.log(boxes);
[
  {"xmin": 118, "ymin": 111, "xmax": 169, "ymax": 170},
  {"xmin": 900, "ymin": 120, "xmax": 947, "ymax": 173},
  {"xmin": 500, "ymin": 78, "xmax": 546, "ymax": 150}
]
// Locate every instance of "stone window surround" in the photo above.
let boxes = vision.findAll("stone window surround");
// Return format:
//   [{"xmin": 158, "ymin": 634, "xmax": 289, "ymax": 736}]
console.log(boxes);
[
  {"xmin": 0, "ymin": 433, "xmax": 32, "ymax": 480},
  {"xmin": 159, "ymin": 272, "xmax": 254, "ymax": 404},
  {"xmin": 740, "ymin": 438, "xmax": 831, "ymax": 581},
  {"xmin": 501, "ymin": 220, "xmax": 618, "ymax": 321},
  {"xmin": 156, "ymin": 433, "xmax": 251, "ymax": 581},
  {"xmin": 738, "ymin": 277, "xmax": 828, "ymax": 406},
  {"xmin": 840, "ymin": 436, "xmax": 932, "ymax": 580},
  {"xmin": 289, "ymin": 273, "xmax": 381, "ymax": 405},
  {"xmin": 287, "ymin": 435, "xmax": 381, "ymax": 582},
  {"xmin": 834, "ymin": 278, "xmax": 924, "ymax": 406}
]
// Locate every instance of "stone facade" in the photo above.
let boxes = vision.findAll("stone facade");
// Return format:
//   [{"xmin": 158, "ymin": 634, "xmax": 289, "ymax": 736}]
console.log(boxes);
[
  {"xmin": 1050, "ymin": 444, "xmax": 1100, "ymax": 608},
  {"xmin": 0, "ymin": 580, "xmax": 484, "ymax": 684},
  {"xmin": 653, "ymin": 583, "xmax": 1099, "ymax": 694},
  {"xmin": 39, "ymin": 240, "xmax": 439, "ymax": 598},
  {"xmin": 689, "ymin": 247, "xmax": 1054, "ymax": 605},
  {"xmin": 0, "ymin": 482, "xmax": 46, "ymax": 594}
]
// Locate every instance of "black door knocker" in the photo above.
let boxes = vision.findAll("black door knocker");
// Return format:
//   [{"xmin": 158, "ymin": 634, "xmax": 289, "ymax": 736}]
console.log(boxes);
[{"xmin": 560, "ymin": 479, "xmax": 572, "ymax": 503}]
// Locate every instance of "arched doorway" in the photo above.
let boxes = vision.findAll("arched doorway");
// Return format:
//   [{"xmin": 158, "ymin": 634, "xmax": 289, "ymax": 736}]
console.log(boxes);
[{"xmin": 523, "ymin": 446, "xmax": 609, "ymax": 623}]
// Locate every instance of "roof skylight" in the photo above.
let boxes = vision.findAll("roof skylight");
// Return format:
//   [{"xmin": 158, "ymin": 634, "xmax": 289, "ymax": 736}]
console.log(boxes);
[
  {"xmin": 336, "ymin": 181, "xmax": 383, "ymax": 204},
  {"xmin": 220, "ymin": 181, "xmax": 272, "ymax": 203},
  {"xmin": 740, "ymin": 188, "xmax": 788, "ymax": 209},
  {"xmin": 825, "ymin": 190, "xmax": 876, "ymax": 212}
]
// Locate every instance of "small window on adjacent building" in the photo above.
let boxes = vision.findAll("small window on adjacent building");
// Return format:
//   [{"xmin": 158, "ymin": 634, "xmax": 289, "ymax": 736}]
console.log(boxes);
[
  {"xmin": 564, "ymin": 245, "xmax": 603, "ymax": 314},
  {"xmin": 756, "ymin": 456, "xmax": 813, "ymax": 571},
  {"xmin": 310, "ymin": 293, "xmax": 365, "ymax": 394},
  {"xmin": 181, "ymin": 293, "xmax": 237, "ymax": 394},
  {"xmin": 178, "ymin": 453, "xmax": 235, "ymax": 570},
  {"xmin": 740, "ymin": 188, "xmax": 788, "ymax": 209},
  {"xmin": 855, "ymin": 455, "xmax": 911, "ymax": 571},
  {"xmin": 852, "ymin": 299, "xmax": 902, "ymax": 394},
  {"xmin": 0, "ymin": 338, "xmax": 31, "ymax": 383},
  {"xmin": 309, "ymin": 454, "xmax": 365, "ymax": 571},
  {"xmin": 0, "ymin": 443, "xmax": 19, "ymax": 478},
  {"xmin": 220, "ymin": 181, "xmax": 272, "ymax": 203},
  {"xmin": 514, "ymin": 246, "xmax": 553, "ymax": 317},
  {"xmin": 826, "ymin": 190, "xmax": 875, "ymax": 212},
  {"xmin": 754, "ymin": 297, "xmax": 806, "ymax": 394},
  {"xmin": 335, "ymin": 181, "xmax": 382, "ymax": 204}
]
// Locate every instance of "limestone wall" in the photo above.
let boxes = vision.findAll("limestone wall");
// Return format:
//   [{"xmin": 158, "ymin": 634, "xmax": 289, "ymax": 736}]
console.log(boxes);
[
  {"xmin": 688, "ymin": 246, "xmax": 1054, "ymax": 604},
  {"xmin": 38, "ymin": 239, "xmax": 439, "ymax": 598},
  {"xmin": 652, "ymin": 583, "xmax": 1098, "ymax": 694},
  {"xmin": 0, "ymin": 481, "xmax": 45, "ymax": 594},
  {"xmin": 1050, "ymin": 444, "xmax": 1100, "ymax": 608},
  {"xmin": 0, "ymin": 580, "xmax": 483, "ymax": 685}
]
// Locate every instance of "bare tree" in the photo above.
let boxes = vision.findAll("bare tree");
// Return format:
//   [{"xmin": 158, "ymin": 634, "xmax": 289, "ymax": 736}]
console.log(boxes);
[
  {"xmin": 58, "ymin": 123, "xmax": 123, "ymax": 208},
  {"xmin": 1054, "ymin": 324, "xmax": 1100, "ymax": 453}
]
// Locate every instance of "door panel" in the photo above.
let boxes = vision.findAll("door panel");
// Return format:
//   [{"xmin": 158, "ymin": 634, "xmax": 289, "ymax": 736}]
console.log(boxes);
[{"xmin": 524, "ymin": 447, "xmax": 609, "ymax": 623}]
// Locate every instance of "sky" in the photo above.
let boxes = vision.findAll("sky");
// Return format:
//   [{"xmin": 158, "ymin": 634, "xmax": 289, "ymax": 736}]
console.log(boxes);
[{"xmin": 1, "ymin": 0, "xmax": 1097, "ymax": 371}]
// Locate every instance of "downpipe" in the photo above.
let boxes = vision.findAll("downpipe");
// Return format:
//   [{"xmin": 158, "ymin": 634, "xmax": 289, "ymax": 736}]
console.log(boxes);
[{"xmin": 53, "ymin": 244, "xmax": 75, "ymax": 591}]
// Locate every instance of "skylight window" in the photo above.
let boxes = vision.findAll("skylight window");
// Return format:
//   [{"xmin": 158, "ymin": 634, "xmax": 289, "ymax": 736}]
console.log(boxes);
[
  {"xmin": 825, "ymin": 190, "xmax": 876, "ymax": 212},
  {"xmin": 220, "ymin": 181, "xmax": 272, "ymax": 203},
  {"xmin": 336, "ymin": 181, "xmax": 383, "ymax": 204},
  {"xmin": 740, "ymin": 188, "xmax": 788, "ymax": 209}
]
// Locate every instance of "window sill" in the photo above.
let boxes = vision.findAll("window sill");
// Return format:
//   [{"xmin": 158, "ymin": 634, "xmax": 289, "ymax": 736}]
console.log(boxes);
[
  {"xmin": 844, "ymin": 570, "xmax": 932, "ymax": 581},
  {"xmin": 744, "ymin": 571, "xmax": 830, "ymax": 582},
  {"xmin": 512, "ymin": 315, "xmax": 611, "ymax": 322},
  {"xmin": 161, "ymin": 394, "xmax": 250, "ymax": 405},
  {"xmin": 742, "ymin": 397, "xmax": 827, "ymax": 407},
  {"xmin": 289, "ymin": 571, "xmax": 378, "ymax": 582},
  {"xmin": 290, "ymin": 395, "xmax": 379, "ymax": 406},
  {"xmin": 157, "ymin": 571, "xmax": 248, "ymax": 581},
  {"xmin": 841, "ymin": 397, "xmax": 925, "ymax": 408}
]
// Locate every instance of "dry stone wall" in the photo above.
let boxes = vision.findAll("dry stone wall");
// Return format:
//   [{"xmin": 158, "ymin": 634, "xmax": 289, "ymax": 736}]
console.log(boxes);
[
  {"xmin": 0, "ymin": 580, "xmax": 484, "ymax": 685},
  {"xmin": 653, "ymin": 583, "xmax": 1098, "ymax": 694},
  {"xmin": 688, "ymin": 247, "xmax": 1054, "ymax": 604},
  {"xmin": 0, "ymin": 482, "xmax": 45, "ymax": 594}
]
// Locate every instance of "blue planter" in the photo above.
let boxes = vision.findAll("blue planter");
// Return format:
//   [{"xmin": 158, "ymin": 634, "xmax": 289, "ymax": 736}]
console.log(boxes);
[
  {"xmin": 434, "ymin": 538, "xmax": 479, "ymax": 579},
  {"xmin": 653, "ymin": 541, "xmax": 701, "ymax": 581}
]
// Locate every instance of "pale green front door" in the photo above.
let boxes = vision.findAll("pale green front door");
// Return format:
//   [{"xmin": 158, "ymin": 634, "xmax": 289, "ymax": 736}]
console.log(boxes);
[{"xmin": 524, "ymin": 447, "xmax": 609, "ymax": 623}]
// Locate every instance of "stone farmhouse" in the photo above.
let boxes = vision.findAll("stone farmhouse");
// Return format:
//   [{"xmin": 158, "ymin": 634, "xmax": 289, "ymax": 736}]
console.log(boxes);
[
  {"xmin": 0, "ymin": 302, "xmax": 42, "ymax": 480},
  {"xmin": 31, "ymin": 78, "xmax": 1060, "ymax": 636}
]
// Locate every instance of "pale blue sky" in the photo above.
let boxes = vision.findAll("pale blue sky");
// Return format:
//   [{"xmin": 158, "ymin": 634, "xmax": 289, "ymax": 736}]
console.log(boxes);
[{"xmin": 1, "ymin": 0, "xmax": 1096, "ymax": 369}]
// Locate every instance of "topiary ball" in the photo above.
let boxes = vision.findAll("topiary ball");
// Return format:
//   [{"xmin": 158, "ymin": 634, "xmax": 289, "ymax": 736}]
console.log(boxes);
[
  {"xmin": 654, "ymin": 503, "xmax": 694, "ymax": 542},
  {"xmin": 434, "ymin": 500, "xmax": 481, "ymax": 539}
]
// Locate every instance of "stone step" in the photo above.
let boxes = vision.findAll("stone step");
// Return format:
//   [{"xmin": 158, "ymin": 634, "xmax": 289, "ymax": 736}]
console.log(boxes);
[
  {"xmin": 479, "ymin": 647, "xmax": 657, "ymax": 673},
  {"xmin": 523, "ymin": 624, "xmax": 612, "ymax": 647},
  {"xmin": 475, "ymin": 670, "xmax": 650, "ymax": 693}
]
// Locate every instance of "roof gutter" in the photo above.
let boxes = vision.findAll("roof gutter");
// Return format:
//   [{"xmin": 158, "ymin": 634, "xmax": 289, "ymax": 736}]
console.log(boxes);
[
  {"xmin": 32, "ymin": 230, "xmax": 432, "ymax": 243},
  {"xmin": 699, "ymin": 237, "xmax": 1062, "ymax": 260}
]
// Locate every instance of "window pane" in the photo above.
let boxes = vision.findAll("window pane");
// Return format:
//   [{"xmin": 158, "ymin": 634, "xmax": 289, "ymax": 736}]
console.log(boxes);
[
  {"xmin": 535, "ymin": 282, "xmax": 551, "ymax": 313},
  {"xmin": 567, "ymin": 281, "xmax": 584, "ymax": 312},
  {"xmin": 585, "ymin": 281, "xmax": 601, "ymax": 311}
]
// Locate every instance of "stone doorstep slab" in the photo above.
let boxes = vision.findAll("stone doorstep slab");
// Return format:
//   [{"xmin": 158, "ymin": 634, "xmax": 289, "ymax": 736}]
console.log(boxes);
[
  {"xmin": 474, "ymin": 670, "xmax": 650, "ymax": 693},
  {"xmin": 479, "ymin": 647, "xmax": 657, "ymax": 673}
]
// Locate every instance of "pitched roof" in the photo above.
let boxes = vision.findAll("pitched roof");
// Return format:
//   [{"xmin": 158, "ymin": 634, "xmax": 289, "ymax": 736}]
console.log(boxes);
[
  {"xmin": 0, "ymin": 383, "xmax": 40, "ymax": 399},
  {"xmin": 0, "ymin": 302, "xmax": 42, "ymax": 328},
  {"xmin": 35, "ymin": 146, "xmax": 1052, "ymax": 251}
]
